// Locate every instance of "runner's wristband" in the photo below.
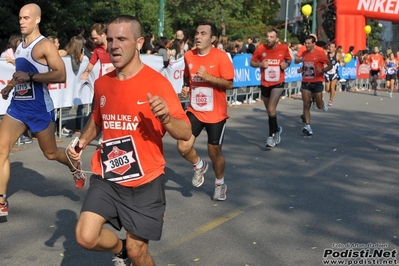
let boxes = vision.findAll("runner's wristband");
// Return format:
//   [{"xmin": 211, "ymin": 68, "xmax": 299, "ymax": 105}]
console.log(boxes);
[{"xmin": 7, "ymin": 83, "xmax": 14, "ymax": 87}]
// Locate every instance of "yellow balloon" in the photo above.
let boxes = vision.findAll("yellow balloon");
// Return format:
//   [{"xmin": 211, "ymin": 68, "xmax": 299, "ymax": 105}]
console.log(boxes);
[
  {"xmin": 364, "ymin": 25, "xmax": 371, "ymax": 35},
  {"xmin": 344, "ymin": 53, "xmax": 352, "ymax": 63},
  {"xmin": 302, "ymin": 4, "xmax": 312, "ymax": 17}
]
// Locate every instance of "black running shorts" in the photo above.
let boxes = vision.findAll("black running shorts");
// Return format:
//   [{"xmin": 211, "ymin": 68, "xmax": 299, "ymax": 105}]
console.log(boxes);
[
  {"xmin": 81, "ymin": 174, "xmax": 166, "ymax": 241},
  {"xmin": 301, "ymin": 81, "xmax": 324, "ymax": 94},
  {"xmin": 186, "ymin": 111, "xmax": 226, "ymax": 145},
  {"xmin": 260, "ymin": 83, "xmax": 284, "ymax": 98}
]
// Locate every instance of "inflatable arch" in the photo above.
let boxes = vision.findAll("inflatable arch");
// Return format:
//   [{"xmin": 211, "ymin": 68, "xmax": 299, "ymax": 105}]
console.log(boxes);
[{"xmin": 335, "ymin": 0, "xmax": 399, "ymax": 53}]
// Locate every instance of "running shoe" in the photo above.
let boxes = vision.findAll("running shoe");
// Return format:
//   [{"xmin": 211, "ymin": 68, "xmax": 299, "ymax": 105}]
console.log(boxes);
[
  {"xmin": 192, "ymin": 160, "xmax": 208, "ymax": 187},
  {"xmin": 20, "ymin": 136, "xmax": 33, "ymax": 144},
  {"xmin": 0, "ymin": 201, "xmax": 8, "ymax": 216},
  {"xmin": 112, "ymin": 256, "xmax": 132, "ymax": 266},
  {"xmin": 71, "ymin": 161, "xmax": 86, "ymax": 190},
  {"xmin": 265, "ymin": 136, "xmax": 276, "ymax": 147},
  {"xmin": 328, "ymin": 100, "xmax": 333, "ymax": 106},
  {"xmin": 61, "ymin": 127, "xmax": 73, "ymax": 136},
  {"xmin": 273, "ymin": 126, "xmax": 282, "ymax": 145},
  {"xmin": 302, "ymin": 124, "xmax": 313, "ymax": 136},
  {"xmin": 322, "ymin": 100, "xmax": 328, "ymax": 111},
  {"xmin": 213, "ymin": 184, "xmax": 227, "ymax": 201},
  {"xmin": 389, "ymin": 93, "xmax": 393, "ymax": 98}
]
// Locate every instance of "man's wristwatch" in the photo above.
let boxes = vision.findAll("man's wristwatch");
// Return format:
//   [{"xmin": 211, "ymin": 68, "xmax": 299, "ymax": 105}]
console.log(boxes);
[{"xmin": 28, "ymin": 71, "xmax": 35, "ymax": 82}]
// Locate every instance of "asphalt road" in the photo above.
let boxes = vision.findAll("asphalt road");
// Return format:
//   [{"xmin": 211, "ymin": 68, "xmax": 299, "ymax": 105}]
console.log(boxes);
[{"xmin": 1, "ymin": 88, "xmax": 398, "ymax": 266}]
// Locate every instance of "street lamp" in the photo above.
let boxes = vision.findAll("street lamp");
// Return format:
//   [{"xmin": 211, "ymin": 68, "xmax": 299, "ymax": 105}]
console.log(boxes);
[
  {"xmin": 284, "ymin": 0, "xmax": 290, "ymax": 42},
  {"xmin": 311, "ymin": 0, "xmax": 317, "ymax": 33},
  {"xmin": 157, "ymin": 0, "xmax": 165, "ymax": 37}
]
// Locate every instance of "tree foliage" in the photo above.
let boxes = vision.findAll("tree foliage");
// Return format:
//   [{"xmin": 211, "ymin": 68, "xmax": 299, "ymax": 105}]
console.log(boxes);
[{"xmin": 1, "ymin": 0, "xmax": 381, "ymax": 55}]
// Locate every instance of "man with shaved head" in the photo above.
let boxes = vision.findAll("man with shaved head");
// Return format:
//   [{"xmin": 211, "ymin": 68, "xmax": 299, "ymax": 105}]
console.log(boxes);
[
  {"xmin": 0, "ymin": 3, "xmax": 86, "ymax": 217},
  {"xmin": 68, "ymin": 15, "xmax": 191, "ymax": 265}
]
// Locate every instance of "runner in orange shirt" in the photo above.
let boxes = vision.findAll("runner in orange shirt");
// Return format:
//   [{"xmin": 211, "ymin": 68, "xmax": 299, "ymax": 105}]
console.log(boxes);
[
  {"xmin": 68, "ymin": 15, "xmax": 191, "ymax": 266},
  {"xmin": 250, "ymin": 28, "xmax": 291, "ymax": 148},
  {"xmin": 178, "ymin": 21, "xmax": 234, "ymax": 201},
  {"xmin": 368, "ymin": 46, "xmax": 385, "ymax": 96},
  {"xmin": 295, "ymin": 35, "xmax": 332, "ymax": 136}
]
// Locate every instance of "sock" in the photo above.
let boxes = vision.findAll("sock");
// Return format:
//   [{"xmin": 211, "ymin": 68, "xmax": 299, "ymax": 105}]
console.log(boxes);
[
  {"xmin": 114, "ymin": 239, "xmax": 128, "ymax": 259},
  {"xmin": 194, "ymin": 158, "xmax": 203, "ymax": 169},
  {"xmin": 215, "ymin": 177, "xmax": 224, "ymax": 185},
  {"xmin": 268, "ymin": 115, "xmax": 277, "ymax": 136},
  {"xmin": 0, "ymin": 194, "xmax": 6, "ymax": 205}
]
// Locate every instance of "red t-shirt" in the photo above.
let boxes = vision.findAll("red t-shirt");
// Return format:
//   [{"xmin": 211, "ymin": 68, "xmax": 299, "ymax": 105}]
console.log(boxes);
[
  {"xmin": 301, "ymin": 49, "xmax": 330, "ymax": 83},
  {"xmin": 251, "ymin": 44, "xmax": 291, "ymax": 87},
  {"xmin": 184, "ymin": 47, "xmax": 234, "ymax": 123},
  {"xmin": 368, "ymin": 54, "xmax": 384, "ymax": 71},
  {"xmin": 89, "ymin": 45, "xmax": 112, "ymax": 76},
  {"xmin": 91, "ymin": 65, "xmax": 190, "ymax": 187}
]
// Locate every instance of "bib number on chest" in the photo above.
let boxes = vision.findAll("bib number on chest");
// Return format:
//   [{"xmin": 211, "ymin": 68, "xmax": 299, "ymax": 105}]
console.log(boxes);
[
  {"xmin": 100, "ymin": 136, "xmax": 143, "ymax": 182},
  {"xmin": 190, "ymin": 87, "xmax": 214, "ymax": 111},
  {"xmin": 14, "ymin": 82, "xmax": 34, "ymax": 100},
  {"xmin": 264, "ymin": 66, "xmax": 280, "ymax": 82}
]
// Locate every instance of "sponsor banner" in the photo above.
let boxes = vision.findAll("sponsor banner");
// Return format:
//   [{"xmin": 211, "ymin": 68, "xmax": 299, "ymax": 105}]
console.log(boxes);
[
  {"xmin": 338, "ymin": 58, "xmax": 357, "ymax": 80},
  {"xmin": 232, "ymin": 54, "xmax": 261, "ymax": 87},
  {"xmin": 284, "ymin": 61, "xmax": 303, "ymax": 83},
  {"xmin": 0, "ymin": 55, "xmax": 184, "ymax": 115}
]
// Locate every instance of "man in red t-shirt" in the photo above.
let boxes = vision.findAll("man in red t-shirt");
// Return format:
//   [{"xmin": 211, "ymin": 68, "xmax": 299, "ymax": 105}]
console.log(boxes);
[
  {"xmin": 250, "ymin": 28, "xmax": 291, "ymax": 148},
  {"xmin": 80, "ymin": 23, "xmax": 114, "ymax": 79},
  {"xmin": 178, "ymin": 21, "xmax": 234, "ymax": 201},
  {"xmin": 295, "ymin": 35, "xmax": 332, "ymax": 136},
  {"xmin": 368, "ymin": 46, "xmax": 385, "ymax": 96},
  {"xmin": 68, "ymin": 16, "xmax": 191, "ymax": 266}
]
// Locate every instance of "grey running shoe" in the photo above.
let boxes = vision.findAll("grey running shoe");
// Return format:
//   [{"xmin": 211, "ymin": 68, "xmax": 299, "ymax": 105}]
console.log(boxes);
[
  {"xmin": 273, "ymin": 126, "xmax": 282, "ymax": 145},
  {"xmin": 302, "ymin": 124, "xmax": 313, "ymax": 136},
  {"xmin": 112, "ymin": 256, "xmax": 132, "ymax": 266},
  {"xmin": 322, "ymin": 100, "xmax": 328, "ymax": 111},
  {"xmin": 192, "ymin": 160, "xmax": 208, "ymax": 187},
  {"xmin": 265, "ymin": 136, "xmax": 276, "ymax": 147},
  {"xmin": 213, "ymin": 184, "xmax": 227, "ymax": 201}
]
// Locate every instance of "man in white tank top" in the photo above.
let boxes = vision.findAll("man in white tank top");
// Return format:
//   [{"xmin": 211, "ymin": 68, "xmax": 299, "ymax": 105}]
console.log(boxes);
[{"xmin": 0, "ymin": 3, "xmax": 86, "ymax": 217}]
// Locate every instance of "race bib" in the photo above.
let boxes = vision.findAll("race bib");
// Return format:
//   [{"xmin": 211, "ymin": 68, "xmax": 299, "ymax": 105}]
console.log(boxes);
[
  {"xmin": 100, "ymin": 135, "xmax": 143, "ymax": 182},
  {"xmin": 388, "ymin": 68, "xmax": 395, "ymax": 74},
  {"xmin": 190, "ymin": 87, "xmax": 214, "ymax": 111},
  {"xmin": 303, "ymin": 63, "xmax": 315, "ymax": 79},
  {"xmin": 264, "ymin": 66, "xmax": 280, "ymax": 82},
  {"xmin": 14, "ymin": 82, "xmax": 34, "ymax": 100},
  {"xmin": 371, "ymin": 60, "xmax": 379, "ymax": 70}
]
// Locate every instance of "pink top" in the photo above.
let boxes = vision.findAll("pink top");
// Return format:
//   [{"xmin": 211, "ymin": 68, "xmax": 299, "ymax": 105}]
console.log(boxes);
[{"xmin": 1, "ymin": 48, "xmax": 14, "ymax": 59}]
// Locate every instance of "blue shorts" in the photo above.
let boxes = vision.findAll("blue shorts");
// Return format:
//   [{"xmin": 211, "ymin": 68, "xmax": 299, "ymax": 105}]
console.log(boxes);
[{"xmin": 6, "ymin": 105, "xmax": 55, "ymax": 133}]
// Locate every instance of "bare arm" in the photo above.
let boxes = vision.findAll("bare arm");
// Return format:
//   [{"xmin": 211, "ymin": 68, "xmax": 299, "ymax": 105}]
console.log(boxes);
[
  {"xmin": 67, "ymin": 116, "xmax": 101, "ymax": 161},
  {"xmin": 197, "ymin": 65, "xmax": 232, "ymax": 90},
  {"xmin": 13, "ymin": 39, "xmax": 66, "ymax": 84},
  {"xmin": 148, "ymin": 93, "xmax": 191, "ymax": 141},
  {"xmin": 322, "ymin": 61, "xmax": 333, "ymax": 72}
]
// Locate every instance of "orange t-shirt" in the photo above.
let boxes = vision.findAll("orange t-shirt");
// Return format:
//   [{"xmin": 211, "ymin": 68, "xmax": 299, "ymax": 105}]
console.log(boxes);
[
  {"xmin": 297, "ymin": 44, "xmax": 325, "ymax": 57},
  {"xmin": 368, "ymin": 54, "xmax": 385, "ymax": 70},
  {"xmin": 251, "ymin": 44, "xmax": 291, "ymax": 87},
  {"xmin": 184, "ymin": 47, "xmax": 234, "ymax": 123},
  {"xmin": 301, "ymin": 49, "xmax": 330, "ymax": 83},
  {"xmin": 91, "ymin": 65, "xmax": 190, "ymax": 187}
]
